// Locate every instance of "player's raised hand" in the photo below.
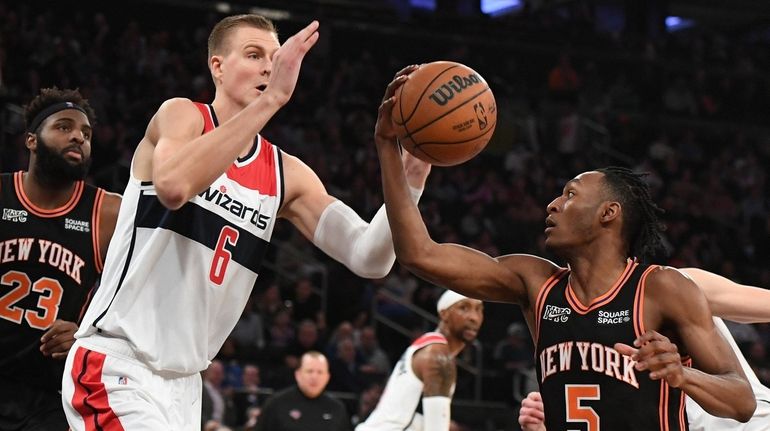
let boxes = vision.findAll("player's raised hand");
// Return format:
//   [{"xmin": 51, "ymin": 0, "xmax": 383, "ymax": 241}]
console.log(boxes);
[
  {"xmin": 265, "ymin": 20, "xmax": 320, "ymax": 106},
  {"xmin": 375, "ymin": 64, "xmax": 420, "ymax": 142},
  {"xmin": 40, "ymin": 319, "xmax": 79, "ymax": 360},
  {"xmin": 615, "ymin": 330, "xmax": 685, "ymax": 387},
  {"xmin": 519, "ymin": 391, "xmax": 547, "ymax": 431}
]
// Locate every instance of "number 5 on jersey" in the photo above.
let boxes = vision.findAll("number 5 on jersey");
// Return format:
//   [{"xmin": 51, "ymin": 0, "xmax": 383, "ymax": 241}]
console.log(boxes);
[
  {"xmin": 566, "ymin": 384, "xmax": 600, "ymax": 431},
  {"xmin": 209, "ymin": 226, "xmax": 239, "ymax": 285}
]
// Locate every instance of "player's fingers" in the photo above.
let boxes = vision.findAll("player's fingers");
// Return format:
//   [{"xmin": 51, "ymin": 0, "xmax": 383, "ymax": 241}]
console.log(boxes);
[
  {"xmin": 528, "ymin": 391, "xmax": 543, "ymax": 402},
  {"xmin": 633, "ymin": 330, "xmax": 667, "ymax": 347},
  {"xmin": 294, "ymin": 20, "xmax": 320, "ymax": 43},
  {"xmin": 614, "ymin": 342, "xmax": 638, "ymax": 357},
  {"xmin": 301, "ymin": 30, "xmax": 319, "ymax": 52},
  {"xmin": 382, "ymin": 74, "xmax": 409, "ymax": 102},
  {"xmin": 52, "ymin": 351, "xmax": 69, "ymax": 360},
  {"xmin": 394, "ymin": 64, "xmax": 420, "ymax": 78}
]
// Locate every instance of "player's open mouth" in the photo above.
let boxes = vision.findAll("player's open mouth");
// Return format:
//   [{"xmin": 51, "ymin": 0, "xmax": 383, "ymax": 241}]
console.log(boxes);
[{"xmin": 256, "ymin": 84, "xmax": 267, "ymax": 92}]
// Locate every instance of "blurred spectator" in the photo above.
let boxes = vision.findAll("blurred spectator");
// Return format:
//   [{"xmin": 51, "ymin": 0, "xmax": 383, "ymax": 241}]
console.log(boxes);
[
  {"xmin": 202, "ymin": 360, "xmax": 237, "ymax": 428},
  {"xmin": 285, "ymin": 319, "xmax": 326, "ymax": 369},
  {"xmin": 230, "ymin": 295, "xmax": 266, "ymax": 359},
  {"xmin": 289, "ymin": 277, "xmax": 323, "ymax": 324},
  {"xmin": 328, "ymin": 338, "xmax": 364, "ymax": 394},
  {"xmin": 350, "ymin": 383, "xmax": 384, "ymax": 427},
  {"xmin": 356, "ymin": 326, "xmax": 390, "ymax": 376},
  {"xmin": 232, "ymin": 364, "xmax": 265, "ymax": 427},
  {"xmin": 256, "ymin": 352, "xmax": 351, "ymax": 431}
]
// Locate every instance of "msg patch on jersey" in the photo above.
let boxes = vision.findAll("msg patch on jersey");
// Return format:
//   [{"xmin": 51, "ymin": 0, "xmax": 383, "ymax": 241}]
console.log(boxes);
[{"xmin": 2, "ymin": 208, "xmax": 28, "ymax": 223}]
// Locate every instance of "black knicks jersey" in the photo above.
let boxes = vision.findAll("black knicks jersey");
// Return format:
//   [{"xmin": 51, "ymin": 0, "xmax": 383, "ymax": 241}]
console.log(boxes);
[
  {"xmin": 534, "ymin": 260, "xmax": 688, "ymax": 431},
  {"xmin": 0, "ymin": 171, "xmax": 104, "ymax": 391}
]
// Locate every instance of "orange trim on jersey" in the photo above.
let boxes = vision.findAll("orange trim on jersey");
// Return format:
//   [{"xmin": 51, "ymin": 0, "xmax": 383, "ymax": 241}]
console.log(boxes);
[
  {"xmin": 193, "ymin": 102, "xmax": 215, "ymax": 134},
  {"xmin": 566, "ymin": 259, "xmax": 638, "ymax": 315},
  {"xmin": 659, "ymin": 380, "xmax": 670, "ymax": 431},
  {"xmin": 70, "ymin": 347, "xmax": 125, "ymax": 431},
  {"xmin": 14, "ymin": 171, "xmax": 84, "ymax": 217},
  {"xmin": 411, "ymin": 333, "xmax": 447, "ymax": 349},
  {"xmin": 534, "ymin": 268, "xmax": 569, "ymax": 344},
  {"xmin": 633, "ymin": 265, "xmax": 659, "ymax": 338},
  {"xmin": 678, "ymin": 387, "xmax": 686, "ymax": 431},
  {"xmin": 91, "ymin": 189, "xmax": 105, "ymax": 273}
]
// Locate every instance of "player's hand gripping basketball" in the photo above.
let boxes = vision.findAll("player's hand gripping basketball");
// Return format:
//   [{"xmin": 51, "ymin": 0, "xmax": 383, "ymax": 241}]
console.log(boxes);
[
  {"xmin": 615, "ymin": 330, "xmax": 685, "ymax": 387},
  {"xmin": 375, "ymin": 64, "xmax": 420, "ymax": 143},
  {"xmin": 376, "ymin": 64, "xmax": 431, "ymax": 188},
  {"xmin": 264, "ymin": 21, "xmax": 320, "ymax": 107}
]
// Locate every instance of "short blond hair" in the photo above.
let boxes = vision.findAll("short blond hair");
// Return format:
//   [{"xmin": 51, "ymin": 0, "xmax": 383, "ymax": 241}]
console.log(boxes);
[{"xmin": 207, "ymin": 14, "xmax": 277, "ymax": 59}]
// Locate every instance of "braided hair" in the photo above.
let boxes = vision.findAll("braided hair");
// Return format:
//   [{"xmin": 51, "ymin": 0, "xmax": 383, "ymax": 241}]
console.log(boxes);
[{"xmin": 596, "ymin": 167, "xmax": 666, "ymax": 261}]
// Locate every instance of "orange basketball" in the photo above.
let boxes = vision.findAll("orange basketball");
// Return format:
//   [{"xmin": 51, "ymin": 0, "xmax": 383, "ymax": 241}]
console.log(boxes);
[{"xmin": 392, "ymin": 61, "xmax": 497, "ymax": 166}]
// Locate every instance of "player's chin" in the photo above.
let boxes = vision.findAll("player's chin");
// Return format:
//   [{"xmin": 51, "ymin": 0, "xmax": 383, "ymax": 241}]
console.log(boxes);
[{"xmin": 462, "ymin": 329, "xmax": 478, "ymax": 342}]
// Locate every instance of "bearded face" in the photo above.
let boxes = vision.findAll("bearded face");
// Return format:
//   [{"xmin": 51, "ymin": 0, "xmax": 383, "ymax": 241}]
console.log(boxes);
[{"xmin": 33, "ymin": 132, "xmax": 92, "ymax": 186}]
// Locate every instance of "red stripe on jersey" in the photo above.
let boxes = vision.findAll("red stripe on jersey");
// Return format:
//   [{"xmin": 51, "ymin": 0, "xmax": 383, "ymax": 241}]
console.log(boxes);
[
  {"xmin": 226, "ymin": 137, "xmax": 278, "ymax": 195},
  {"xmin": 411, "ymin": 333, "xmax": 447, "ymax": 349},
  {"xmin": 70, "ymin": 347, "xmax": 125, "ymax": 431},
  {"xmin": 193, "ymin": 102, "xmax": 215, "ymax": 134}
]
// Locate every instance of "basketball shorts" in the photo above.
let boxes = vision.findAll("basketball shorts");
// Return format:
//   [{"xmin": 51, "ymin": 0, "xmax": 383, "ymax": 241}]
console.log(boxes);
[{"xmin": 62, "ymin": 337, "xmax": 202, "ymax": 431}]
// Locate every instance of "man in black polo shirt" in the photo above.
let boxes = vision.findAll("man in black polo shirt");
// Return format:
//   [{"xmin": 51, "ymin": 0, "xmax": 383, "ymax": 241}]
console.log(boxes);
[{"xmin": 256, "ymin": 351, "xmax": 351, "ymax": 431}]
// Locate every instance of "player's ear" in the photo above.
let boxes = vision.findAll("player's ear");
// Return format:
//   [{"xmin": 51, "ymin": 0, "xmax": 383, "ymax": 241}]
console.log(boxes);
[
  {"xmin": 601, "ymin": 201, "xmax": 621, "ymax": 223},
  {"xmin": 210, "ymin": 55, "xmax": 224, "ymax": 83},
  {"xmin": 25, "ymin": 132, "xmax": 37, "ymax": 151}
]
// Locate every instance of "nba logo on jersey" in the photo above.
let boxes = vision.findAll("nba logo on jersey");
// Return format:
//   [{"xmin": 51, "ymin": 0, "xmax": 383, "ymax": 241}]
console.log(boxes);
[{"xmin": 118, "ymin": 376, "xmax": 128, "ymax": 385}]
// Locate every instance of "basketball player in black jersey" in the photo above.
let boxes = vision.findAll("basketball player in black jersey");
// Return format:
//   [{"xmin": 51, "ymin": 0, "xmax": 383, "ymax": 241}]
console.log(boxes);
[
  {"xmin": 373, "ymin": 73, "xmax": 754, "ymax": 429},
  {"xmin": 0, "ymin": 88, "xmax": 121, "ymax": 430}
]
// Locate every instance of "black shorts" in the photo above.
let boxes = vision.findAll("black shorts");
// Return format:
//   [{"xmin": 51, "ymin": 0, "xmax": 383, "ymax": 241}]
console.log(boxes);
[{"xmin": 0, "ymin": 376, "xmax": 67, "ymax": 431}]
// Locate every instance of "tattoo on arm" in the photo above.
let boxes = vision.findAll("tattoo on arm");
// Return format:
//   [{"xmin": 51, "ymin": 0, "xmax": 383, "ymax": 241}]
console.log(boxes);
[{"xmin": 423, "ymin": 353, "xmax": 456, "ymax": 396}]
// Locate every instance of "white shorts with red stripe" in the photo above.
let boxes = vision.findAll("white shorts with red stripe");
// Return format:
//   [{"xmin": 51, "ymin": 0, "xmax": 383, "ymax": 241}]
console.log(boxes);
[{"xmin": 62, "ymin": 338, "xmax": 202, "ymax": 431}]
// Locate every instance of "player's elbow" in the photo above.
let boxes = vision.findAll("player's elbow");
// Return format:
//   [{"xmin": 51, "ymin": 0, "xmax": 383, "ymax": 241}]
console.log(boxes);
[
  {"xmin": 154, "ymin": 178, "xmax": 190, "ymax": 210},
  {"xmin": 734, "ymin": 397, "xmax": 756, "ymax": 423},
  {"xmin": 396, "ymin": 240, "xmax": 434, "ymax": 274}
]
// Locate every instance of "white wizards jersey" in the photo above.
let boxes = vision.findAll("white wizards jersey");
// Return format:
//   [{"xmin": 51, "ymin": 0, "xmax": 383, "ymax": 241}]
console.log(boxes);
[
  {"xmin": 357, "ymin": 332, "xmax": 452, "ymax": 431},
  {"xmin": 686, "ymin": 317, "xmax": 770, "ymax": 431},
  {"xmin": 76, "ymin": 103, "xmax": 283, "ymax": 374}
]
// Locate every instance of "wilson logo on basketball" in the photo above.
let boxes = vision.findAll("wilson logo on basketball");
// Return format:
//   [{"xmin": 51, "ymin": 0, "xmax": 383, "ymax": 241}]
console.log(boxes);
[{"xmin": 428, "ymin": 73, "xmax": 482, "ymax": 106}]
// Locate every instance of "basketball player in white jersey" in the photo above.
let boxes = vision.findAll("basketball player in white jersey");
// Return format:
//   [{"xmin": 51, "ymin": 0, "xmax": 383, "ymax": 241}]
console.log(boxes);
[
  {"xmin": 356, "ymin": 290, "xmax": 484, "ymax": 431},
  {"xmin": 61, "ymin": 15, "xmax": 430, "ymax": 430},
  {"xmin": 517, "ymin": 267, "xmax": 770, "ymax": 431}
]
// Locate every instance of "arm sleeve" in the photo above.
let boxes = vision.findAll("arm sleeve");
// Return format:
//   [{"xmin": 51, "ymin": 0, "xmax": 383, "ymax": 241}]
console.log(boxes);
[
  {"xmin": 422, "ymin": 396, "xmax": 451, "ymax": 431},
  {"xmin": 312, "ymin": 186, "xmax": 423, "ymax": 279}
]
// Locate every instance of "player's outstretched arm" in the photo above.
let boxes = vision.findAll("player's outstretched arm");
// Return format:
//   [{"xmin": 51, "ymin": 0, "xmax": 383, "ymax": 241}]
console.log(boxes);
[
  {"xmin": 374, "ymin": 67, "xmax": 554, "ymax": 304},
  {"xmin": 680, "ymin": 267, "xmax": 770, "ymax": 323},
  {"xmin": 615, "ymin": 268, "xmax": 755, "ymax": 422},
  {"xmin": 145, "ymin": 21, "xmax": 320, "ymax": 209},
  {"xmin": 278, "ymin": 148, "xmax": 428, "ymax": 278}
]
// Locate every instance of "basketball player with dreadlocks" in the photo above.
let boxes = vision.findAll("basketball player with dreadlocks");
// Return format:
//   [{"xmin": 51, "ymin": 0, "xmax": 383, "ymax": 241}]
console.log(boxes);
[
  {"xmin": 0, "ymin": 88, "xmax": 120, "ymax": 430},
  {"xmin": 374, "ymin": 80, "xmax": 753, "ymax": 431}
]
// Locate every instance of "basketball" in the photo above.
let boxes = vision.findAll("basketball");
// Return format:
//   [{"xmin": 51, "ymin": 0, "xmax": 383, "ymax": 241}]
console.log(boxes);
[{"xmin": 392, "ymin": 61, "xmax": 497, "ymax": 166}]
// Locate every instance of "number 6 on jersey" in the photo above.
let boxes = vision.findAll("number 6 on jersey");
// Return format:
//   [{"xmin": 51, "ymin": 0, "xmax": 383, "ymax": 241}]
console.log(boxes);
[{"xmin": 209, "ymin": 226, "xmax": 239, "ymax": 285}]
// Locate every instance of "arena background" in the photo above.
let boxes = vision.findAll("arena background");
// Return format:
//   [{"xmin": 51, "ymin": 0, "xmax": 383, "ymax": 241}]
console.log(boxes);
[{"xmin": 1, "ymin": 0, "xmax": 769, "ymax": 429}]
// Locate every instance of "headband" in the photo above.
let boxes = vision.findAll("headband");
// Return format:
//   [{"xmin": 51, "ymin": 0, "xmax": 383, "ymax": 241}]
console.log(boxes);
[
  {"xmin": 27, "ymin": 102, "xmax": 89, "ymax": 133},
  {"xmin": 436, "ymin": 290, "xmax": 469, "ymax": 313}
]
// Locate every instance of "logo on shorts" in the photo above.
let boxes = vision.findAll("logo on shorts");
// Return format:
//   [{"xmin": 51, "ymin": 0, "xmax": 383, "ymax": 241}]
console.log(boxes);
[
  {"xmin": 2, "ymin": 208, "xmax": 27, "ymax": 223},
  {"xmin": 118, "ymin": 376, "xmax": 128, "ymax": 385},
  {"xmin": 543, "ymin": 305, "xmax": 571, "ymax": 323}
]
